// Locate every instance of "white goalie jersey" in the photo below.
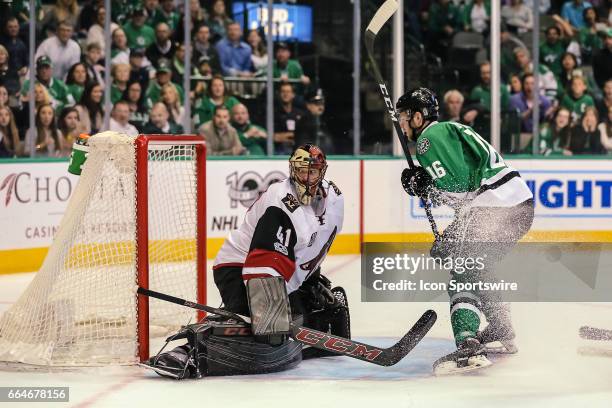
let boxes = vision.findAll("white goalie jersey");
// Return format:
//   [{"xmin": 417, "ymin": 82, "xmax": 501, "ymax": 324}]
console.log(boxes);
[{"xmin": 213, "ymin": 178, "xmax": 344, "ymax": 293}]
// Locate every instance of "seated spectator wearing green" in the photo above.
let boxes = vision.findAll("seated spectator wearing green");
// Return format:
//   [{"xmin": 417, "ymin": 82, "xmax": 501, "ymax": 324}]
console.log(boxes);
[
  {"xmin": 540, "ymin": 26, "xmax": 568, "ymax": 78},
  {"xmin": 65, "ymin": 62, "xmax": 90, "ymax": 106},
  {"xmin": 146, "ymin": 58, "xmax": 184, "ymax": 106},
  {"xmin": 198, "ymin": 105, "xmax": 246, "ymax": 156},
  {"xmin": 142, "ymin": 102, "xmax": 184, "ymax": 134},
  {"xmin": 231, "ymin": 103, "xmax": 267, "ymax": 155},
  {"xmin": 539, "ymin": 107, "xmax": 573, "ymax": 155},
  {"xmin": 123, "ymin": 6, "xmax": 156, "ymax": 49},
  {"xmin": 462, "ymin": 0, "xmax": 490, "ymax": 34},
  {"xmin": 21, "ymin": 56, "xmax": 73, "ymax": 113},
  {"xmin": 567, "ymin": 106, "xmax": 605, "ymax": 154},
  {"xmin": 123, "ymin": 80, "xmax": 149, "ymax": 132},
  {"xmin": 273, "ymin": 42, "xmax": 310, "ymax": 86},
  {"xmin": 513, "ymin": 47, "xmax": 560, "ymax": 101},
  {"xmin": 561, "ymin": 75, "xmax": 595, "ymax": 124},
  {"xmin": 427, "ymin": 0, "xmax": 462, "ymax": 54},
  {"xmin": 151, "ymin": 0, "xmax": 181, "ymax": 34},
  {"xmin": 465, "ymin": 61, "xmax": 510, "ymax": 121},
  {"xmin": 111, "ymin": 28, "xmax": 131, "ymax": 66},
  {"xmin": 192, "ymin": 75, "xmax": 239, "ymax": 129},
  {"xmin": 578, "ymin": 7, "xmax": 604, "ymax": 63},
  {"xmin": 111, "ymin": 64, "xmax": 131, "ymax": 104}
]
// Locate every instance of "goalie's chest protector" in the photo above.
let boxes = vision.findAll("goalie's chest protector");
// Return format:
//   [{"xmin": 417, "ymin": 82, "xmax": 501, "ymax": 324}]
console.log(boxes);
[{"xmin": 214, "ymin": 179, "xmax": 344, "ymax": 293}]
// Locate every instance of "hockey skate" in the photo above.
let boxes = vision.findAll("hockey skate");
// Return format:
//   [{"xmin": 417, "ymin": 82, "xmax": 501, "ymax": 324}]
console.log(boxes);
[
  {"xmin": 477, "ymin": 323, "xmax": 518, "ymax": 354},
  {"xmin": 433, "ymin": 338, "xmax": 492, "ymax": 375}
]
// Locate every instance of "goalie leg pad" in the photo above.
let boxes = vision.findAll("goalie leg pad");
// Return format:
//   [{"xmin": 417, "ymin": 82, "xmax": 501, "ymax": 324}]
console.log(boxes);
[{"xmin": 246, "ymin": 276, "xmax": 292, "ymax": 342}]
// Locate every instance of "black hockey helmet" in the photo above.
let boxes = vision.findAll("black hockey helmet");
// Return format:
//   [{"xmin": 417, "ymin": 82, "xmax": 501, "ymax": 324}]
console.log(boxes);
[{"xmin": 396, "ymin": 87, "xmax": 440, "ymax": 121}]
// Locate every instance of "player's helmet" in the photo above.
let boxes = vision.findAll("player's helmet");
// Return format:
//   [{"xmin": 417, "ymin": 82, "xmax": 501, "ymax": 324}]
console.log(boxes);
[
  {"xmin": 289, "ymin": 143, "xmax": 328, "ymax": 206},
  {"xmin": 396, "ymin": 87, "xmax": 440, "ymax": 121}
]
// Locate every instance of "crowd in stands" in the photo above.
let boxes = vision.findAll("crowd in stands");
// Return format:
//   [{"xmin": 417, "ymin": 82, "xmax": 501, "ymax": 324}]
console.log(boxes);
[
  {"xmin": 0, "ymin": 0, "xmax": 321, "ymax": 158},
  {"xmin": 0, "ymin": 0, "xmax": 610, "ymax": 158},
  {"xmin": 416, "ymin": 0, "xmax": 612, "ymax": 155}
]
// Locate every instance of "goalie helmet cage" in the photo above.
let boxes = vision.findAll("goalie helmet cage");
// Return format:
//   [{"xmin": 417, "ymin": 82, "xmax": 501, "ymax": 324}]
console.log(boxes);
[{"xmin": 0, "ymin": 133, "xmax": 206, "ymax": 367}]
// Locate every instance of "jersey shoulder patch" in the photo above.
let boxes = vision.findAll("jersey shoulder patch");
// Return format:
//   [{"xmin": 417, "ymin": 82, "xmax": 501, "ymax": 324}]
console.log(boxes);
[
  {"xmin": 417, "ymin": 137, "xmax": 431, "ymax": 155},
  {"xmin": 281, "ymin": 193, "xmax": 300, "ymax": 213}
]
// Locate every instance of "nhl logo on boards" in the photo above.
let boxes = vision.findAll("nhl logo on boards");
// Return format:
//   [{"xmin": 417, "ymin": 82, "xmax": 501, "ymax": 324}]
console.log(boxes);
[
  {"xmin": 282, "ymin": 193, "xmax": 300, "ymax": 213},
  {"xmin": 417, "ymin": 138, "xmax": 430, "ymax": 155}
]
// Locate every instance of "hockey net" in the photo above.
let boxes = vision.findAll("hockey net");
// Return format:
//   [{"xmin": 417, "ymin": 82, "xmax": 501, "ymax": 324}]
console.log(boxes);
[{"xmin": 0, "ymin": 132, "xmax": 206, "ymax": 367}]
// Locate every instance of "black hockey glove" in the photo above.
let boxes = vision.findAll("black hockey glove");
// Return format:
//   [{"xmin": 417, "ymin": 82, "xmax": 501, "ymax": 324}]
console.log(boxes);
[{"xmin": 401, "ymin": 167, "xmax": 433, "ymax": 198}]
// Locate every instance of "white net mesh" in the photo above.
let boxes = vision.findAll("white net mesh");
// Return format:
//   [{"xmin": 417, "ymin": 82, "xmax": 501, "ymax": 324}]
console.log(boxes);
[{"xmin": 0, "ymin": 132, "xmax": 203, "ymax": 366}]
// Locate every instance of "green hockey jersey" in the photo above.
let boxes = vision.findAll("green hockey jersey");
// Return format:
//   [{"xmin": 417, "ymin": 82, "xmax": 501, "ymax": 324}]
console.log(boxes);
[{"xmin": 416, "ymin": 121, "xmax": 532, "ymax": 209}]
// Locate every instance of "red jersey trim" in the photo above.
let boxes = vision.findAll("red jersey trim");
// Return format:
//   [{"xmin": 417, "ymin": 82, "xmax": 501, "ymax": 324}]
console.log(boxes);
[
  {"xmin": 213, "ymin": 262, "xmax": 245, "ymax": 270},
  {"xmin": 243, "ymin": 249, "xmax": 295, "ymax": 281}
]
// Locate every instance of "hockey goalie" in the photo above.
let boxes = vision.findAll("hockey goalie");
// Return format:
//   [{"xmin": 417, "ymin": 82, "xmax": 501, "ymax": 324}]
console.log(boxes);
[{"xmin": 143, "ymin": 143, "xmax": 350, "ymax": 379}]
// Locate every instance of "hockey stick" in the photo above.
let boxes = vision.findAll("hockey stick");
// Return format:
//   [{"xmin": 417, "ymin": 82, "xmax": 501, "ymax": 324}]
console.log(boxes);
[
  {"xmin": 364, "ymin": 0, "xmax": 440, "ymax": 240},
  {"xmin": 138, "ymin": 287, "xmax": 437, "ymax": 367}
]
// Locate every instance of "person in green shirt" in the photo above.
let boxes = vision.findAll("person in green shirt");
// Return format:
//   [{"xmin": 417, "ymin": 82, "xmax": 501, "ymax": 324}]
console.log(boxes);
[
  {"xmin": 427, "ymin": 0, "xmax": 463, "ymax": 55},
  {"xmin": 65, "ymin": 62, "xmax": 90, "ymax": 107},
  {"xmin": 538, "ymin": 107, "xmax": 572, "ymax": 155},
  {"xmin": 396, "ymin": 87, "xmax": 534, "ymax": 372},
  {"xmin": 539, "ymin": 26, "xmax": 568, "ymax": 78},
  {"xmin": 122, "ymin": 6, "xmax": 156, "ymax": 49},
  {"xmin": 561, "ymin": 75, "xmax": 595, "ymax": 124},
  {"xmin": 111, "ymin": 63, "xmax": 131, "ymax": 104},
  {"xmin": 578, "ymin": 7, "xmax": 604, "ymax": 64},
  {"xmin": 192, "ymin": 75, "xmax": 240, "ymax": 129},
  {"xmin": 273, "ymin": 42, "xmax": 310, "ymax": 87},
  {"xmin": 230, "ymin": 103, "xmax": 267, "ymax": 155},
  {"xmin": 151, "ymin": 0, "xmax": 181, "ymax": 34},
  {"xmin": 145, "ymin": 58, "xmax": 184, "ymax": 107},
  {"xmin": 21, "ymin": 56, "xmax": 74, "ymax": 112}
]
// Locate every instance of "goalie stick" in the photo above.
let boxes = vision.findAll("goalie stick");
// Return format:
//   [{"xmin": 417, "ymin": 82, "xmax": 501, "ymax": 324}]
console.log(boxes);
[
  {"xmin": 138, "ymin": 287, "xmax": 437, "ymax": 367},
  {"xmin": 364, "ymin": 0, "xmax": 440, "ymax": 240},
  {"xmin": 580, "ymin": 326, "xmax": 612, "ymax": 341}
]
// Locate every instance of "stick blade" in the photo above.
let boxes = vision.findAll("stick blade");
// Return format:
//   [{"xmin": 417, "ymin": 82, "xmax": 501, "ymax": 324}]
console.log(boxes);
[
  {"xmin": 365, "ymin": 0, "xmax": 399, "ymax": 36},
  {"xmin": 378, "ymin": 309, "xmax": 437, "ymax": 366}
]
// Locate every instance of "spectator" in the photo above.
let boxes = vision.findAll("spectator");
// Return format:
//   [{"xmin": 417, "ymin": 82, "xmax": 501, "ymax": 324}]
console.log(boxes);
[
  {"xmin": 539, "ymin": 107, "xmax": 572, "ymax": 155},
  {"xmin": 192, "ymin": 55, "xmax": 215, "ymax": 100},
  {"xmin": 128, "ymin": 48, "xmax": 150, "ymax": 90},
  {"xmin": 24, "ymin": 104, "xmax": 63, "ymax": 157},
  {"xmin": 176, "ymin": 0, "xmax": 209, "ymax": 43},
  {"xmin": 596, "ymin": 79, "xmax": 612, "ymax": 118},
  {"xmin": 77, "ymin": 0, "xmax": 104, "ymax": 34},
  {"xmin": 87, "ymin": 5, "xmax": 119, "ymax": 58},
  {"xmin": 427, "ymin": 0, "xmax": 462, "ymax": 56},
  {"xmin": 597, "ymin": 105, "xmax": 612, "ymax": 153},
  {"xmin": 143, "ymin": 102, "xmax": 184, "ymax": 134},
  {"xmin": 273, "ymin": 42, "xmax": 310, "ymax": 86},
  {"xmin": 20, "ymin": 56, "xmax": 73, "ymax": 112},
  {"xmin": 41, "ymin": 0, "xmax": 80, "ymax": 36},
  {"xmin": 1, "ymin": 18, "xmax": 28, "ymax": 84},
  {"xmin": 109, "ymin": 100, "xmax": 139, "ymax": 137},
  {"xmin": 501, "ymin": 0, "xmax": 533, "ymax": 34},
  {"xmin": 122, "ymin": 80, "xmax": 149, "ymax": 131},
  {"xmin": 146, "ymin": 58, "xmax": 184, "ymax": 106},
  {"xmin": 465, "ymin": 61, "xmax": 511, "ymax": 124},
  {"xmin": 192, "ymin": 24, "xmax": 221, "ymax": 73},
  {"xmin": 0, "ymin": 85, "xmax": 8, "ymax": 108},
  {"xmin": 192, "ymin": 75, "xmax": 239, "ymax": 128},
  {"xmin": 152, "ymin": 0, "xmax": 180, "ymax": 34},
  {"xmin": 65, "ymin": 62, "xmax": 90, "ymax": 105},
  {"xmin": 294, "ymin": 88, "xmax": 333, "ymax": 153},
  {"xmin": 57, "ymin": 106, "xmax": 79, "ymax": 153},
  {"xmin": 523, "ymin": 0, "xmax": 552, "ymax": 13},
  {"xmin": 123, "ymin": 6, "xmax": 156, "ymax": 49},
  {"xmin": 463, "ymin": 0, "xmax": 490, "ymax": 34},
  {"xmin": 144, "ymin": 0, "xmax": 160, "ymax": 26},
  {"xmin": 561, "ymin": 0, "xmax": 594, "ymax": 31},
  {"xmin": 171, "ymin": 42, "xmax": 187, "ymax": 85},
  {"xmin": 146, "ymin": 22, "xmax": 176, "ymax": 64},
  {"xmin": 0, "ymin": 45, "xmax": 20, "ymax": 97},
  {"xmin": 509, "ymin": 73, "xmax": 554, "ymax": 134},
  {"xmin": 35, "ymin": 21, "xmax": 82, "ymax": 81},
  {"xmin": 111, "ymin": 28, "xmax": 131, "ymax": 66},
  {"xmin": 559, "ymin": 51, "xmax": 579, "ymax": 92},
  {"xmin": 209, "ymin": 0, "xmax": 233, "ymax": 43},
  {"xmin": 509, "ymin": 73, "xmax": 523, "ymax": 95},
  {"xmin": 500, "ymin": 23, "xmax": 528, "ymax": 79},
  {"xmin": 514, "ymin": 47, "xmax": 560, "ymax": 101},
  {"xmin": 561, "ymin": 75, "xmax": 595, "ymax": 124},
  {"xmin": 578, "ymin": 7, "xmax": 604, "ymax": 63},
  {"xmin": 231, "ymin": 103, "xmax": 267, "ymax": 155},
  {"xmin": 274, "ymin": 82, "xmax": 304, "ymax": 154},
  {"xmin": 567, "ymin": 106, "xmax": 605, "ymax": 153},
  {"xmin": 0, "ymin": 105, "xmax": 20, "ymax": 157},
  {"xmin": 592, "ymin": 28, "xmax": 612, "ymax": 89},
  {"xmin": 540, "ymin": 26, "xmax": 568, "ymax": 78},
  {"xmin": 74, "ymin": 82, "xmax": 104, "ymax": 135},
  {"xmin": 198, "ymin": 104, "xmax": 245, "ymax": 156},
  {"xmin": 111, "ymin": 63, "xmax": 131, "ymax": 104},
  {"xmin": 160, "ymin": 83, "xmax": 185, "ymax": 125},
  {"xmin": 440, "ymin": 90, "xmax": 464, "ymax": 122},
  {"xmin": 216, "ymin": 21, "xmax": 253, "ymax": 77},
  {"xmin": 83, "ymin": 42, "xmax": 106, "ymax": 86},
  {"xmin": 247, "ymin": 29, "xmax": 268, "ymax": 76}
]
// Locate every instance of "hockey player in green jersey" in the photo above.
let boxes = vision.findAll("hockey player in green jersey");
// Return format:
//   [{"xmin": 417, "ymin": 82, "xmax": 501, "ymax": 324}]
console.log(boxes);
[{"xmin": 396, "ymin": 87, "xmax": 534, "ymax": 373}]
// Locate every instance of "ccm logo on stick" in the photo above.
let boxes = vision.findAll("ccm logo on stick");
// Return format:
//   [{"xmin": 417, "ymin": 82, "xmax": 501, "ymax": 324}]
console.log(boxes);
[
  {"xmin": 379, "ymin": 84, "xmax": 398, "ymax": 122},
  {"xmin": 295, "ymin": 328, "xmax": 383, "ymax": 361}
]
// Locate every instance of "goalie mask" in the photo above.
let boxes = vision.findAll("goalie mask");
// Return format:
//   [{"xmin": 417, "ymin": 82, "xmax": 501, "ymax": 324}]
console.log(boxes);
[{"xmin": 289, "ymin": 144, "xmax": 328, "ymax": 206}]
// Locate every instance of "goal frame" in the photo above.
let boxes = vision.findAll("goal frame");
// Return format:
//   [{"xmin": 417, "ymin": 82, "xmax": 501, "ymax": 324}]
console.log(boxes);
[{"xmin": 135, "ymin": 134, "xmax": 206, "ymax": 362}]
